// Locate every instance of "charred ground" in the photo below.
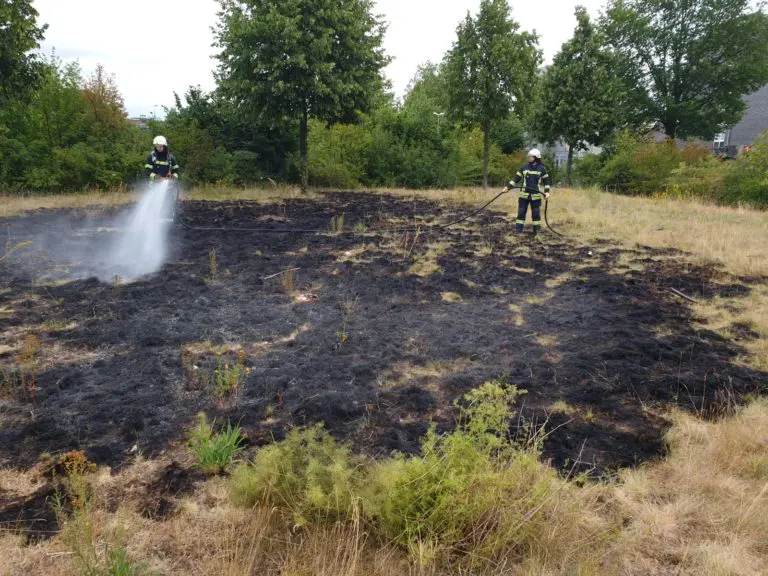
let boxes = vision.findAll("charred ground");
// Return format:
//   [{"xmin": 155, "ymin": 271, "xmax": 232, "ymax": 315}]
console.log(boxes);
[{"xmin": 1, "ymin": 191, "xmax": 765, "ymax": 488}]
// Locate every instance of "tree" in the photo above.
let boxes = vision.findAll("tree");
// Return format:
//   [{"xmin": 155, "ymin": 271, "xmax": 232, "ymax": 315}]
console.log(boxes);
[
  {"xmin": 0, "ymin": 0, "xmax": 47, "ymax": 105},
  {"xmin": 82, "ymin": 65, "xmax": 128, "ymax": 138},
  {"xmin": 214, "ymin": 0, "xmax": 389, "ymax": 190},
  {"xmin": 536, "ymin": 6, "xmax": 623, "ymax": 185},
  {"xmin": 602, "ymin": 0, "xmax": 768, "ymax": 140},
  {"xmin": 444, "ymin": 0, "xmax": 541, "ymax": 188}
]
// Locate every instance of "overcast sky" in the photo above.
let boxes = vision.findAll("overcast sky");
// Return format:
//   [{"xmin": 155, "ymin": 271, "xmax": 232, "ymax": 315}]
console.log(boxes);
[{"xmin": 33, "ymin": 0, "xmax": 609, "ymax": 118}]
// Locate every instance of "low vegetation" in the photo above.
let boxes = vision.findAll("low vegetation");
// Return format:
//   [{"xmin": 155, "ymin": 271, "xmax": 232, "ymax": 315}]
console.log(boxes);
[{"xmin": 188, "ymin": 413, "xmax": 246, "ymax": 475}]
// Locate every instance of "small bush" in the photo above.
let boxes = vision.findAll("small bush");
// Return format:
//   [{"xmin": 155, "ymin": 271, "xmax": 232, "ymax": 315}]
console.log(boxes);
[
  {"xmin": 364, "ymin": 382, "xmax": 548, "ymax": 552},
  {"xmin": 188, "ymin": 413, "xmax": 246, "ymax": 474},
  {"xmin": 230, "ymin": 424, "xmax": 363, "ymax": 527},
  {"xmin": 571, "ymin": 153, "xmax": 605, "ymax": 187},
  {"xmin": 213, "ymin": 351, "xmax": 248, "ymax": 402}
]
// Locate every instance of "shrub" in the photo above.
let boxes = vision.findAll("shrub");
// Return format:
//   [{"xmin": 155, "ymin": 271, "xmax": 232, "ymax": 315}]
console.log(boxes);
[
  {"xmin": 213, "ymin": 351, "xmax": 248, "ymax": 402},
  {"xmin": 717, "ymin": 130, "xmax": 768, "ymax": 207},
  {"xmin": 363, "ymin": 382, "xmax": 549, "ymax": 553},
  {"xmin": 665, "ymin": 155, "xmax": 726, "ymax": 200},
  {"xmin": 230, "ymin": 424, "xmax": 364, "ymax": 526},
  {"xmin": 571, "ymin": 153, "xmax": 605, "ymax": 187},
  {"xmin": 228, "ymin": 382, "xmax": 602, "ymax": 567}
]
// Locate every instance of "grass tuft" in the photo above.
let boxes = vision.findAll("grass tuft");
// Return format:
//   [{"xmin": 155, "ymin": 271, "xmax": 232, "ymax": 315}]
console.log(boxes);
[{"xmin": 189, "ymin": 413, "xmax": 246, "ymax": 475}]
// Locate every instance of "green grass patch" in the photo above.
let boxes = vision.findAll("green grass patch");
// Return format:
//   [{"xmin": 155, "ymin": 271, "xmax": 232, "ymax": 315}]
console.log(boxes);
[{"xmin": 188, "ymin": 413, "xmax": 246, "ymax": 475}]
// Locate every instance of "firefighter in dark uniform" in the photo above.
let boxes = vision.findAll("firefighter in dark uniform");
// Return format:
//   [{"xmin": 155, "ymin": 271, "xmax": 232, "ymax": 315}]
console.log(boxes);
[
  {"xmin": 503, "ymin": 148, "xmax": 552, "ymax": 235},
  {"xmin": 145, "ymin": 135, "xmax": 179, "ymax": 183},
  {"xmin": 145, "ymin": 135, "xmax": 180, "ymax": 218}
]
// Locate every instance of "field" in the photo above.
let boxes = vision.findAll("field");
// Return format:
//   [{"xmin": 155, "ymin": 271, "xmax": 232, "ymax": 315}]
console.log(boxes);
[{"xmin": 1, "ymin": 187, "xmax": 767, "ymax": 575}]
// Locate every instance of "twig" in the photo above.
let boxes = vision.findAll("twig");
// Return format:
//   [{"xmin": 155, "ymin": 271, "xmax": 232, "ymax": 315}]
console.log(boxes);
[
  {"xmin": 262, "ymin": 267, "xmax": 300, "ymax": 281},
  {"xmin": 669, "ymin": 287, "xmax": 698, "ymax": 303}
]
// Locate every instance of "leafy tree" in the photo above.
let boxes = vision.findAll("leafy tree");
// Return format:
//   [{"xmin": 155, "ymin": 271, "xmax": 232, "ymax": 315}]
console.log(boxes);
[
  {"xmin": 161, "ymin": 86, "xmax": 298, "ymax": 184},
  {"xmin": 491, "ymin": 114, "xmax": 525, "ymax": 155},
  {"xmin": 536, "ymin": 6, "xmax": 623, "ymax": 185},
  {"xmin": 602, "ymin": 0, "xmax": 768, "ymax": 139},
  {"xmin": 82, "ymin": 64, "xmax": 128, "ymax": 138},
  {"xmin": 444, "ymin": 0, "xmax": 541, "ymax": 187},
  {"xmin": 213, "ymin": 0, "xmax": 390, "ymax": 190},
  {"xmin": 0, "ymin": 0, "xmax": 47, "ymax": 105}
]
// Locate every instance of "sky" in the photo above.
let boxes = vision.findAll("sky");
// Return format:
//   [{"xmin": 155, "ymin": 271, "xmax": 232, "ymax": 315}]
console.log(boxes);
[{"xmin": 33, "ymin": 0, "xmax": 610, "ymax": 118}]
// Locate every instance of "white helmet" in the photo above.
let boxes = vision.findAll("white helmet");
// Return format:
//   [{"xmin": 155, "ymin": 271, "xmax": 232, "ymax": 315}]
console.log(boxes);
[
  {"xmin": 153, "ymin": 135, "xmax": 168, "ymax": 147},
  {"xmin": 528, "ymin": 148, "xmax": 542, "ymax": 159}
]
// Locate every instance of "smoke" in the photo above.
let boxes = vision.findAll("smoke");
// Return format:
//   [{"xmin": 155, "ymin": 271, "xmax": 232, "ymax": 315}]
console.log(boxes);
[{"xmin": 3, "ymin": 182, "xmax": 176, "ymax": 283}]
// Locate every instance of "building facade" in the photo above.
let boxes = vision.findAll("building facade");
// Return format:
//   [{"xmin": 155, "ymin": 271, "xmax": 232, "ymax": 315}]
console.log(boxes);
[{"xmin": 713, "ymin": 84, "xmax": 768, "ymax": 155}]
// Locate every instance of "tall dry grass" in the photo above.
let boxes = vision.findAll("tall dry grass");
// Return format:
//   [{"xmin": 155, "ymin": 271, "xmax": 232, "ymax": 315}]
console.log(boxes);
[{"xmin": 606, "ymin": 399, "xmax": 768, "ymax": 575}]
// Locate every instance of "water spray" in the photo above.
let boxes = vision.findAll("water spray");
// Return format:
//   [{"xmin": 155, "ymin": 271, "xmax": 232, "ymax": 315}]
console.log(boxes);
[{"xmin": 109, "ymin": 179, "xmax": 175, "ymax": 279}]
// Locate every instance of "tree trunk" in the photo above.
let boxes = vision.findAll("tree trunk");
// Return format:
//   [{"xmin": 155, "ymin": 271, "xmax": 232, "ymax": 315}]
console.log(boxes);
[
  {"xmin": 566, "ymin": 143, "xmax": 574, "ymax": 187},
  {"xmin": 299, "ymin": 106, "xmax": 309, "ymax": 192},
  {"xmin": 664, "ymin": 119, "xmax": 677, "ymax": 140},
  {"xmin": 482, "ymin": 122, "xmax": 490, "ymax": 189}
]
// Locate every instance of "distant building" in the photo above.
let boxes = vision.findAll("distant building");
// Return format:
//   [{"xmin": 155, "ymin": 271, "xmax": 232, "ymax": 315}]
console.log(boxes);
[
  {"xmin": 128, "ymin": 116, "xmax": 151, "ymax": 130},
  {"xmin": 533, "ymin": 138, "xmax": 602, "ymax": 169},
  {"xmin": 713, "ymin": 84, "xmax": 768, "ymax": 156}
]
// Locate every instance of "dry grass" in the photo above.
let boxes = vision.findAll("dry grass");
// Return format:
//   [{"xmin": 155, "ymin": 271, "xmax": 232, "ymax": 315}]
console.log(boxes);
[
  {"xmin": 0, "ymin": 190, "xmax": 136, "ymax": 218},
  {"xmin": 407, "ymin": 242, "xmax": 449, "ymax": 277},
  {"xmin": 691, "ymin": 284, "xmax": 768, "ymax": 371},
  {"xmin": 606, "ymin": 399, "xmax": 768, "ymax": 575}
]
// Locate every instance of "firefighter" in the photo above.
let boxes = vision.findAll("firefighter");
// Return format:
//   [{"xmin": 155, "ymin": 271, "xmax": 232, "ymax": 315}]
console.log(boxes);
[
  {"xmin": 144, "ymin": 135, "xmax": 179, "ymax": 183},
  {"xmin": 503, "ymin": 148, "xmax": 552, "ymax": 235}
]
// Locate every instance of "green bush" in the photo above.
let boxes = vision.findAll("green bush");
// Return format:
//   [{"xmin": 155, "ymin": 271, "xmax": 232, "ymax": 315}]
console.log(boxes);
[
  {"xmin": 596, "ymin": 132, "xmax": 716, "ymax": 197},
  {"xmin": 308, "ymin": 120, "xmax": 369, "ymax": 188},
  {"xmin": 188, "ymin": 413, "xmax": 246, "ymax": 475},
  {"xmin": 228, "ymin": 381, "xmax": 592, "ymax": 565},
  {"xmin": 571, "ymin": 153, "xmax": 605, "ymax": 187},
  {"xmin": 665, "ymin": 156, "xmax": 726, "ymax": 200},
  {"xmin": 364, "ymin": 382, "xmax": 545, "ymax": 552},
  {"xmin": 717, "ymin": 131, "xmax": 768, "ymax": 206},
  {"xmin": 230, "ymin": 423, "xmax": 364, "ymax": 526}
]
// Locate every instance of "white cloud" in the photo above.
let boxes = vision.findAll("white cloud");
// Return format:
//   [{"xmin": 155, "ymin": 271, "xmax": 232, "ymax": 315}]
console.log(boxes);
[{"xmin": 34, "ymin": 0, "xmax": 609, "ymax": 117}]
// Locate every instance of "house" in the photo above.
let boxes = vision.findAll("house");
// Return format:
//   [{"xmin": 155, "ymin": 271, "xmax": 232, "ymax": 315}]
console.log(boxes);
[
  {"xmin": 713, "ymin": 84, "xmax": 768, "ymax": 156},
  {"xmin": 533, "ymin": 138, "xmax": 602, "ymax": 169}
]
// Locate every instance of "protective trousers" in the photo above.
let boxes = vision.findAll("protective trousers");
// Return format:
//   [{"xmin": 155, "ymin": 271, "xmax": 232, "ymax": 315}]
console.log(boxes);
[{"xmin": 515, "ymin": 195, "xmax": 541, "ymax": 234}]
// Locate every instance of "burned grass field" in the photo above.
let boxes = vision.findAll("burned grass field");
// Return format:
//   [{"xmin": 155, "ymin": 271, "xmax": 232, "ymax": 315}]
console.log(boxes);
[{"xmin": 1, "ymin": 191, "xmax": 765, "ymax": 495}]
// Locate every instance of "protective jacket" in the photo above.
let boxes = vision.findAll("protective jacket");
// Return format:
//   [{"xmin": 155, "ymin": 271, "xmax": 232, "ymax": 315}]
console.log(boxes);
[
  {"xmin": 508, "ymin": 161, "xmax": 551, "ymax": 200},
  {"xmin": 144, "ymin": 149, "xmax": 179, "ymax": 179}
]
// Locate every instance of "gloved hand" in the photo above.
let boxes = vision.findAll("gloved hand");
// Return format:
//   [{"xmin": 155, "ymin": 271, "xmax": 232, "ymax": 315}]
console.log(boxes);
[
  {"xmin": 149, "ymin": 173, "xmax": 156, "ymax": 182},
  {"xmin": 172, "ymin": 173, "xmax": 179, "ymax": 179},
  {"xmin": 544, "ymin": 192, "xmax": 551, "ymax": 199}
]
